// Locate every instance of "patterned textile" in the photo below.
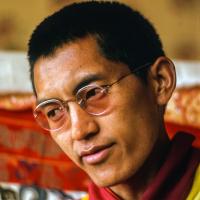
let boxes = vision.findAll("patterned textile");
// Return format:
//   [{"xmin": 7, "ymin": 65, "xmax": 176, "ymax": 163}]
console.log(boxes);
[{"xmin": 0, "ymin": 109, "xmax": 89, "ymax": 191}]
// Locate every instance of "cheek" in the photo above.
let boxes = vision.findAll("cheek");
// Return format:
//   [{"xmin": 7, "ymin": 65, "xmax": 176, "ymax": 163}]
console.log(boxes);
[
  {"xmin": 50, "ymin": 131, "xmax": 76, "ymax": 160},
  {"xmin": 105, "ymin": 87, "xmax": 159, "ymax": 150},
  {"xmin": 55, "ymin": 135, "xmax": 83, "ymax": 168}
]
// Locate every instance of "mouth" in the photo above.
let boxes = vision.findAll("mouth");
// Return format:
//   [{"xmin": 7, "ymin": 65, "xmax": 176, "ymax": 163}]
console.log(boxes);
[{"xmin": 80, "ymin": 143, "xmax": 114, "ymax": 165}]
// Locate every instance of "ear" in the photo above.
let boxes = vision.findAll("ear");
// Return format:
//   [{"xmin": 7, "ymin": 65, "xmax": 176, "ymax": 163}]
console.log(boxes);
[{"xmin": 149, "ymin": 56, "xmax": 176, "ymax": 106}]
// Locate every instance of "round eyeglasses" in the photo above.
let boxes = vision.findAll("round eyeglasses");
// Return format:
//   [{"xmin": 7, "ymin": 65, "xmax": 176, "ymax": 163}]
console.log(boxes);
[{"xmin": 33, "ymin": 63, "xmax": 151, "ymax": 131}]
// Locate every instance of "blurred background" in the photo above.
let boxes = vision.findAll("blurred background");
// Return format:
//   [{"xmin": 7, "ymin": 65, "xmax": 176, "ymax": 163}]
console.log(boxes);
[
  {"xmin": 0, "ymin": 0, "xmax": 200, "ymax": 199},
  {"xmin": 0, "ymin": 0, "xmax": 200, "ymax": 60}
]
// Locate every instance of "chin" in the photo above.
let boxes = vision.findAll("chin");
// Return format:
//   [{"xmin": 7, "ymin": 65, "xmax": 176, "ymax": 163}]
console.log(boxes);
[
  {"xmin": 92, "ymin": 177, "xmax": 117, "ymax": 187},
  {"xmin": 88, "ymin": 169, "xmax": 130, "ymax": 188}
]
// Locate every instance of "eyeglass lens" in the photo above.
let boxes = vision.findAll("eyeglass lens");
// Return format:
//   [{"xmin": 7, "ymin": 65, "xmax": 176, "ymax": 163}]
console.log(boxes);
[{"xmin": 34, "ymin": 85, "xmax": 110, "ymax": 131}]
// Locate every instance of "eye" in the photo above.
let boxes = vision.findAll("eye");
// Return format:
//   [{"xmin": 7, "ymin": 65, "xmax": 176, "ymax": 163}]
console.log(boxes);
[
  {"xmin": 85, "ymin": 87, "xmax": 106, "ymax": 102},
  {"xmin": 86, "ymin": 87, "xmax": 101, "ymax": 99},
  {"xmin": 44, "ymin": 104, "xmax": 65, "ymax": 121}
]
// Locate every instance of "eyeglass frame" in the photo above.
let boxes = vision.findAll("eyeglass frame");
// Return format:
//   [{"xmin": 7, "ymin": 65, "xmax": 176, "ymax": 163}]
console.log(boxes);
[{"xmin": 33, "ymin": 62, "xmax": 152, "ymax": 131}]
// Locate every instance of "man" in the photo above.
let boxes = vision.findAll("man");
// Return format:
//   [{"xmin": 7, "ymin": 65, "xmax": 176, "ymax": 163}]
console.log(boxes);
[{"xmin": 27, "ymin": 1, "xmax": 200, "ymax": 199}]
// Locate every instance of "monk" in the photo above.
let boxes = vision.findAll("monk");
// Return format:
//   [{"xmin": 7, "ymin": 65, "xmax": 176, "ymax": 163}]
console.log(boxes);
[{"xmin": 27, "ymin": 1, "xmax": 200, "ymax": 199}]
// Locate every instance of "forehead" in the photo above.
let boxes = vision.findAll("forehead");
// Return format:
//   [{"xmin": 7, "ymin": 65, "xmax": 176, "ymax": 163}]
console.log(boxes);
[{"xmin": 34, "ymin": 36, "xmax": 130, "ymax": 99}]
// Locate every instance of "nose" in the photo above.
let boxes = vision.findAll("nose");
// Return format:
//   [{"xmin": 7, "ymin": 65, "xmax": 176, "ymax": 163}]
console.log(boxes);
[{"xmin": 68, "ymin": 102, "xmax": 99, "ymax": 141}]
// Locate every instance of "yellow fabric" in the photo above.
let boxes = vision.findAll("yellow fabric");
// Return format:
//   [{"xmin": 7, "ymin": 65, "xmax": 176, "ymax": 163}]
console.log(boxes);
[
  {"xmin": 186, "ymin": 164, "xmax": 200, "ymax": 200},
  {"xmin": 81, "ymin": 194, "xmax": 89, "ymax": 200}
]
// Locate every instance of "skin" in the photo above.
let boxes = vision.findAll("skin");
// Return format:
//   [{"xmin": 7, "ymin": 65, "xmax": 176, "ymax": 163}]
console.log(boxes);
[{"xmin": 33, "ymin": 36, "xmax": 176, "ymax": 200}]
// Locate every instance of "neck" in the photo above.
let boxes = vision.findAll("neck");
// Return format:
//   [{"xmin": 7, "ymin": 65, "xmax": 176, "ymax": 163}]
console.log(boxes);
[{"xmin": 110, "ymin": 131, "xmax": 171, "ymax": 200}]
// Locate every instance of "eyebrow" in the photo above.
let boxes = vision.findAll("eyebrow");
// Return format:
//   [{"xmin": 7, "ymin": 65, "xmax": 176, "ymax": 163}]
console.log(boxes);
[{"xmin": 36, "ymin": 73, "xmax": 105, "ymax": 105}]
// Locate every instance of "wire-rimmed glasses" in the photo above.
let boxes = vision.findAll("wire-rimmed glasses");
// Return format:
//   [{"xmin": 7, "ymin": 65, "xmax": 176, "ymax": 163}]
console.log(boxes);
[{"xmin": 33, "ymin": 62, "xmax": 151, "ymax": 131}]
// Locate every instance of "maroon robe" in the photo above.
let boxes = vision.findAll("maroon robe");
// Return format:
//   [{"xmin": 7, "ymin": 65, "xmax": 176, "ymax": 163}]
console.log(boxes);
[{"xmin": 88, "ymin": 132, "xmax": 200, "ymax": 200}]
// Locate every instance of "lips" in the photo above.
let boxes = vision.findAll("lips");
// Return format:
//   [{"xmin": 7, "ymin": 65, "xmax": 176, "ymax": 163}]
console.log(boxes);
[{"xmin": 80, "ymin": 143, "xmax": 114, "ymax": 165}]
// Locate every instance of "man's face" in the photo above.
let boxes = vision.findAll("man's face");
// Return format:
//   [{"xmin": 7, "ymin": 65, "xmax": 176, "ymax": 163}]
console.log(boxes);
[{"xmin": 34, "ymin": 36, "xmax": 161, "ymax": 187}]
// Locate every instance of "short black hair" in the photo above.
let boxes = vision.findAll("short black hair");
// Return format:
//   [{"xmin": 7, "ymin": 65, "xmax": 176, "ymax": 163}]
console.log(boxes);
[{"xmin": 28, "ymin": 1, "xmax": 165, "ymax": 92}]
